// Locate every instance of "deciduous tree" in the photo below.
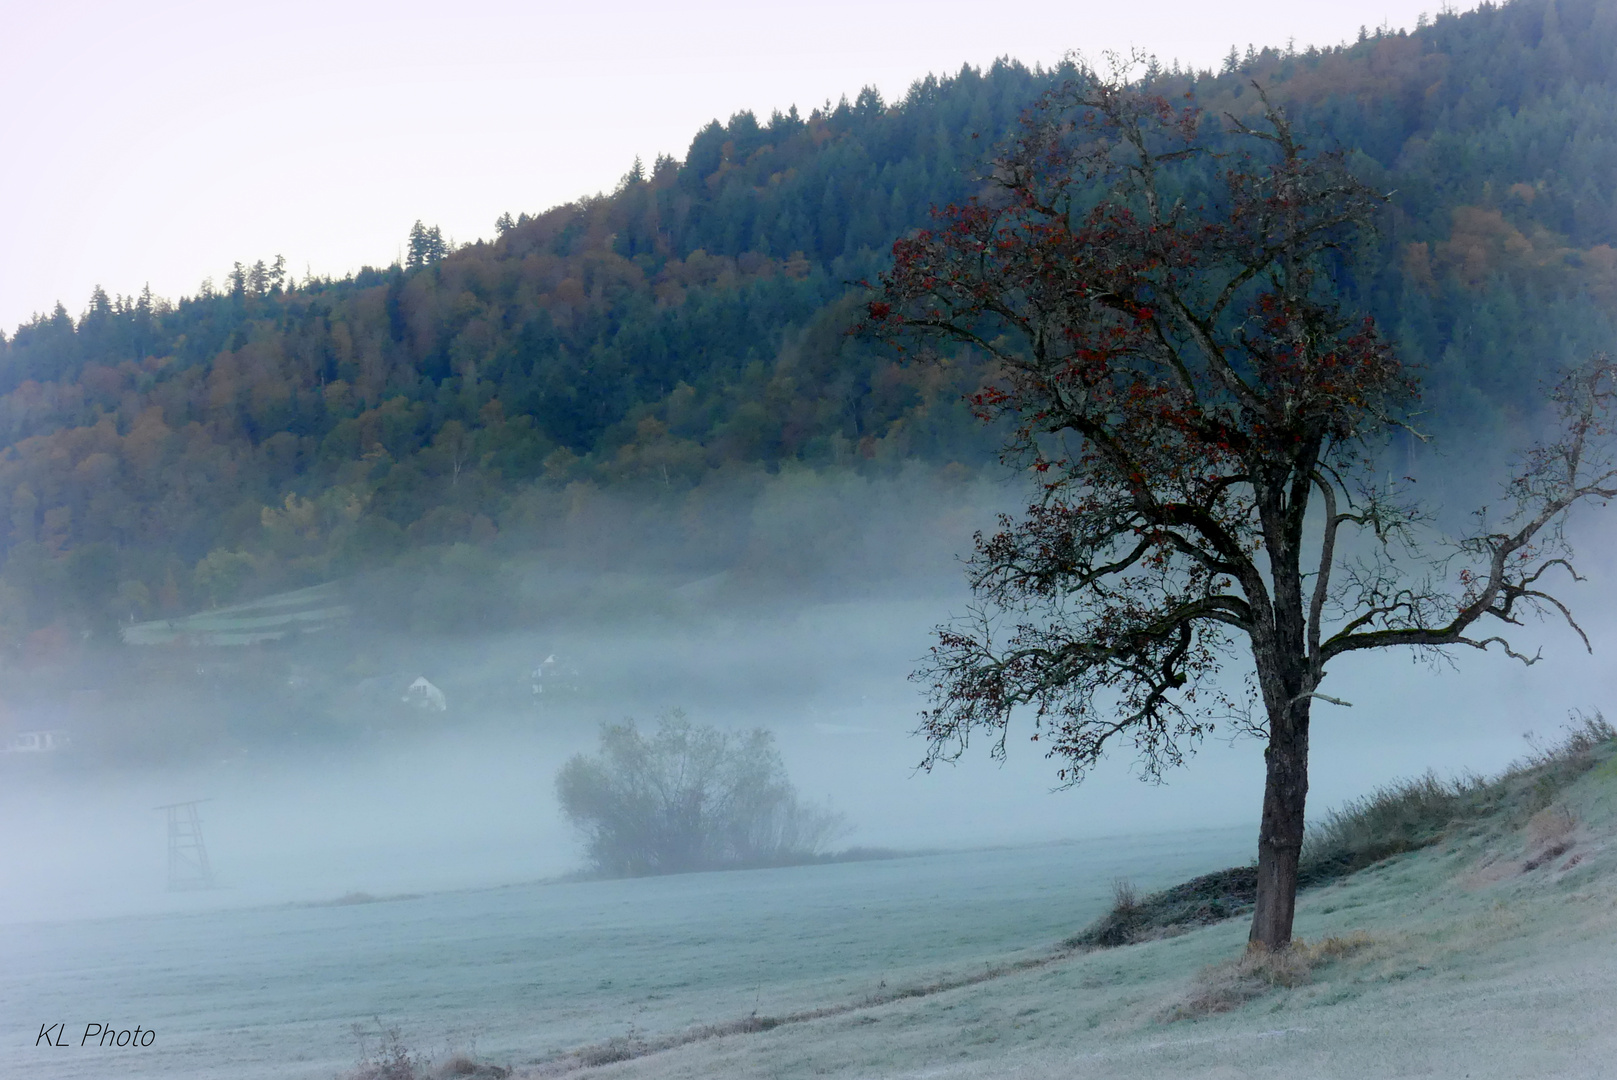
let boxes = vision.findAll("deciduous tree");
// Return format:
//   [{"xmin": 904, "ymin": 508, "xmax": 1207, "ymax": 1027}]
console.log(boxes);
[
  {"xmin": 866, "ymin": 67, "xmax": 1617, "ymax": 948},
  {"xmin": 556, "ymin": 711, "xmax": 848, "ymax": 877}
]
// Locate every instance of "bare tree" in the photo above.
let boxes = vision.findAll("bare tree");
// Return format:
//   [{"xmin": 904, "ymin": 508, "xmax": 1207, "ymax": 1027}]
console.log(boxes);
[
  {"xmin": 433, "ymin": 420, "xmax": 475, "ymax": 488},
  {"xmin": 866, "ymin": 66, "xmax": 1617, "ymax": 948}
]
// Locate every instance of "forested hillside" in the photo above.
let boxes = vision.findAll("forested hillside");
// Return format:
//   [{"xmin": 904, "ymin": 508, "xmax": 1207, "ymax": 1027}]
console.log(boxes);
[{"xmin": 2, "ymin": 0, "xmax": 1616, "ymax": 641}]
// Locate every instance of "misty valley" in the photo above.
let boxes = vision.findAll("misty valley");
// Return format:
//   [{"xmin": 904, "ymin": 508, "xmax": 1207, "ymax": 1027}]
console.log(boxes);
[
  {"xmin": 0, "ymin": 559, "xmax": 1264, "ymax": 1078},
  {"xmin": 10, "ymin": 0, "xmax": 1617, "ymax": 1077}
]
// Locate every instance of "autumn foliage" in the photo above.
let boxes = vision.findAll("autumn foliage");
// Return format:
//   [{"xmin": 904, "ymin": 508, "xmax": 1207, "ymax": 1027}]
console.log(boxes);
[{"xmin": 869, "ymin": 66, "xmax": 1617, "ymax": 948}]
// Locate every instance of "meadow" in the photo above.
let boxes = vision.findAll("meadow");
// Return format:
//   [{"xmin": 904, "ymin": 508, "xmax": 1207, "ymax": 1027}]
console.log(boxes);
[{"xmin": 0, "ymin": 827, "xmax": 1250, "ymax": 1079}]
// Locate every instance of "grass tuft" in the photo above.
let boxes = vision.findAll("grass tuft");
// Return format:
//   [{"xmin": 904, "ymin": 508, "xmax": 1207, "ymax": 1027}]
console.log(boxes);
[
  {"xmin": 1169, "ymin": 933, "xmax": 1374, "ymax": 1020},
  {"xmin": 341, "ymin": 1022, "xmax": 508, "ymax": 1080}
]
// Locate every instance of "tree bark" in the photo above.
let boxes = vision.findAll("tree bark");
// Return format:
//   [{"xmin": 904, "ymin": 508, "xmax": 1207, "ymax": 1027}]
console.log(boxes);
[{"xmin": 1250, "ymin": 703, "xmax": 1311, "ymax": 949}]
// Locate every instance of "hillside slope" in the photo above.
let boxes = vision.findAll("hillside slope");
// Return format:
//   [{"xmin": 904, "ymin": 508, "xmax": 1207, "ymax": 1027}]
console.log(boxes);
[{"xmin": 4, "ymin": 0, "xmax": 1617, "ymax": 637}]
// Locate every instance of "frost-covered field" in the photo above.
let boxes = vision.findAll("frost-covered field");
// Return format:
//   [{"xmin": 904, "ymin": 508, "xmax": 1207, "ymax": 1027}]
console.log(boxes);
[
  {"xmin": 0, "ymin": 829, "xmax": 1250, "ymax": 1079},
  {"xmin": 584, "ymin": 753, "xmax": 1617, "ymax": 1080},
  {"xmin": 9, "ymin": 769, "xmax": 1617, "ymax": 1080}
]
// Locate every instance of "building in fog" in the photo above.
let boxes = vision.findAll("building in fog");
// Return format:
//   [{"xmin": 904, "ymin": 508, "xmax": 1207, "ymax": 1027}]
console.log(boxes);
[
  {"xmin": 530, "ymin": 654, "xmax": 580, "ymax": 699},
  {"xmin": 1, "ymin": 730, "xmax": 72, "ymax": 753},
  {"xmin": 403, "ymin": 677, "xmax": 447, "ymax": 712}
]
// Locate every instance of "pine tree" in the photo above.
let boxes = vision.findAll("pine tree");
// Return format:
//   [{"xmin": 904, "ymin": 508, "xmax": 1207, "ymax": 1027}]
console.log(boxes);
[{"xmin": 406, "ymin": 221, "xmax": 448, "ymax": 269}]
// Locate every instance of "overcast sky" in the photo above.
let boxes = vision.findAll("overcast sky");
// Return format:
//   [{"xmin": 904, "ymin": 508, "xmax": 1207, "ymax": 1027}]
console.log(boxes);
[{"xmin": 0, "ymin": 0, "xmax": 1476, "ymax": 335}]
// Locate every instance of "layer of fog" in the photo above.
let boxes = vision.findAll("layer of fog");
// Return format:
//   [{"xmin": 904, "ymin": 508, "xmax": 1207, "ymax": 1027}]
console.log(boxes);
[{"xmin": 4, "ymin": 449, "xmax": 1615, "ymax": 928}]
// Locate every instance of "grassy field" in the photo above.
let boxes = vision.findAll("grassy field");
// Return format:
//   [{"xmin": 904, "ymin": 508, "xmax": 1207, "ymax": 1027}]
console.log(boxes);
[
  {"xmin": 12, "ymin": 724, "xmax": 1613, "ymax": 1080},
  {"xmin": 0, "ymin": 827, "xmax": 1252, "ymax": 1080},
  {"xmin": 364, "ymin": 721, "xmax": 1617, "ymax": 1080}
]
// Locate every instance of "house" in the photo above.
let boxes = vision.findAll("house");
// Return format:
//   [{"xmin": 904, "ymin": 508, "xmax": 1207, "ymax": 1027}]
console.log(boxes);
[
  {"xmin": 402, "ymin": 677, "xmax": 447, "ymax": 712},
  {"xmin": 530, "ymin": 654, "xmax": 580, "ymax": 697},
  {"xmin": 2, "ymin": 730, "xmax": 72, "ymax": 753}
]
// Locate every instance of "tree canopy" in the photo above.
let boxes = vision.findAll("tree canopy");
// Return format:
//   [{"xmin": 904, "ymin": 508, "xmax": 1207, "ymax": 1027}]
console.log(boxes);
[
  {"xmin": 556, "ymin": 712, "xmax": 848, "ymax": 876},
  {"xmin": 867, "ymin": 63, "xmax": 1617, "ymax": 948},
  {"xmin": 1, "ymin": 0, "xmax": 1616, "ymax": 640}
]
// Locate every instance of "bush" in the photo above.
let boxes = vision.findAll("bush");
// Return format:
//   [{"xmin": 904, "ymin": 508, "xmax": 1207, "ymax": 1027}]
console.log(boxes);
[
  {"xmin": 1066, "ymin": 866, "xmax": 1259, "ymax": 948},
  {"xmin": 556, "ymin": 711, "xmax": 848, "ymax": 876}
]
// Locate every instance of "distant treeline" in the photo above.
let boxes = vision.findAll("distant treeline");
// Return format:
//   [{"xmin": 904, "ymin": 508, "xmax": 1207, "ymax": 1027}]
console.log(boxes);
[{"xmin": 1, "ymin": 0, "xmax": 1615, "ymax": 642}]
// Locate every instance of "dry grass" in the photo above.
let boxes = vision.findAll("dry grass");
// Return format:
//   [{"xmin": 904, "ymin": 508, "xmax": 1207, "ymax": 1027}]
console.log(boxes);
[
  {"xmin": 347, "ymin": 1055, "xmax": 510, "ymax": 1080},
  {"xmin": 1072, "ymin": 712, "xmax": 1617, "ymax": 950},
  {"xmin": 1169, "ymin": 933, "xmax": 1375, "ymax": 1020},
  {"xmin": 1304, "ymin": 710, "xmax": 1614, "ymax": 877},
  {"xmin": 1111, "ymin": 876, "xmax": 1139, "ymax": 913},
  {"xmin": 341, "ymin": 1023, "xmax": 509, "ymax": 1080},
  {"xmin": 1078, "ymin": 878, "xmax": 1146, "ymax": 947},
  {"xmin": 435, "ymin": 1054, "xmax": 511, "ymax": 1079},
  {"xmin": 1521, "ymin": 805, "xmax": 1578, "ymax": 871},
  {"xmin": 1526, "ymin": 805, "xmax": 1576, "ymax": 846}
]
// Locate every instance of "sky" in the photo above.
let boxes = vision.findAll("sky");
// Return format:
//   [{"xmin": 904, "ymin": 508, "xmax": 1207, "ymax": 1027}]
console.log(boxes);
[{"xmin": 0, "ymin": 0, "xmax": 1479, "ymax": 336}]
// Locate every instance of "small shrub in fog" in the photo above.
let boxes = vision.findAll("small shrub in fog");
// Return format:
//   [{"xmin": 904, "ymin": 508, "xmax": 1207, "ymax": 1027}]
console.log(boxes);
[
  {"xmin": 347, "ymin": 1021, "xmax": 421, "ymax": 1080},
  {"xmin": 344, "ymin": 1021, "xmax": 509, "ymax": 1080},
  {"xmin": 556, "ymin": 711, "xmax": 848, "ymax": 876}
]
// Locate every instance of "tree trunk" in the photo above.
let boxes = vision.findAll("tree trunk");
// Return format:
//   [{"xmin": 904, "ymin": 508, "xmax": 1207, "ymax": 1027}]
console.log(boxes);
[{"xmin": 1249, "ymin": 702, "xmax": 1310, "ymax": 949}]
